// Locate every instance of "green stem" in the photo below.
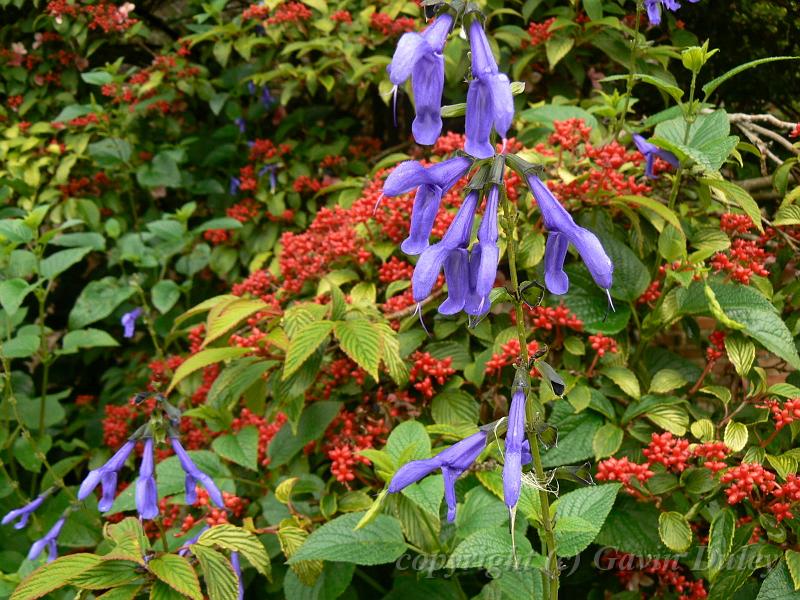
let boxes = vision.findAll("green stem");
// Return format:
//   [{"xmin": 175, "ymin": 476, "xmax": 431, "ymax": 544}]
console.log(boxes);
[
  {"xmin": 614, "ymin": 0, "xmax": 643, "ymax": 137},
  {"xmin": 667, "ymin": 166, "xmax": 684, "ymax": 212},
  {"xmin": 502, "ymin": 187, "xmax": 559, "ymax": 600}
]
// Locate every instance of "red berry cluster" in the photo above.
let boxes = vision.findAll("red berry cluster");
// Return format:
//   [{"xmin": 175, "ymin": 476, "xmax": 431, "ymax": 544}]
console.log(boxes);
[
  {"xmin": 720, "ymin": 213, "xmax": 754, "ymax": 235},
  {"xmin": 231, "ymin": 269, "xmax": 280, "ymax": 306},
  {"xmin": 485, "ymin": 338, "xmax": 540, "ymax": 376},
  {"xmin": 524, "ymin": 18, "xmax": 555, "ymax": 47},
  {"xmin": 710, "ymin": 238, "xmax": 772, "ymax": 284},
  {"xmin": 596, "ymin": 457, "xmax": 654, "ymax": 496},
  {"xmin": 330, "ymin": 10, "xmax": 352, "ymax": 24},
  {"xmin": 231, "ymin": 409, "xmax": 286, "ymax": 466},
  {"xmin": 203, "ymin": 229, "xmax": 230, "ymax": 245},
  {"xmin": 242, "ymin": 4, "xmax": 270, "ymax": 20},
  {"xmin": 637, "ymin": 280, "xmax": 662, "ymax": 305},
  {"xmin": 433, "ymin": 131, "xmax": 466, "ymax": 155},
  {"xmin": 227, "ymin": 198, "xmax": 261, "ymax": 223},
  {"xmin": 705, "ymin": 330, "xmax": 726, "ymax": 363},
  {"xmin": 643, "ymin": 432, "xmax": 691, "ymax": 472},
  {"xmin": 378, "ymin": 257, "xmax": 415, "ymax": 283},
  {"xmin": 762, "ymin": 397, "xmax": 800, "ymax": 431},
  {"xmin": 323, "ymin": 410, "xmax": 388, "ymax": 484},
  {"xmin": 47, "ymin": 1, "xmax": 138, "ymax": 33},
  {"xmin": 527, "ymin": 303, "xmax": 583, "ymax": 332},
  {"xmin": 292, "ymin": 175, "xmax": 324, "ymax": 193},
  {"xmin": 789, "ymin": 123, "xmax": 800, "ymax": 139},
  {"xmin": 548, "ymin": 118, "xmax": 592, "ymax": 150},
  {"xmin": 369, "ymin": 12, "xmax": 416, "ymax": 36},
  {"xmin": 692, "ymin": 441, "xmax": 729, "ymax": 472},
  {"xmin": 321, "ymin": 358, "xmax": 366, "ymax": 399},
  {"xmin": 588, "ymin": 333, "xmax": 617, "ymax": 357},
  {"xmin": 720, "ymin": 463, "xmax": 776, "ymax": 504},
  {"xmin": 602, "ymin": 551, "xmax": 708, "ymax": 600},
  {"xmin": 409, "ymin": 352, "xmax": 455, "ymax": 398},
  {"xmin": 266, "ymin": 2, "xmax": 312, "ymax": 25}
]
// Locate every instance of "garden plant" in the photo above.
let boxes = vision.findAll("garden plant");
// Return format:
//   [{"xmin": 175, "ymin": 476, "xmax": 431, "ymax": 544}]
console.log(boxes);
[{"xmin": 1, "ymin": 0, "xmax": 800, "ymax": 599}]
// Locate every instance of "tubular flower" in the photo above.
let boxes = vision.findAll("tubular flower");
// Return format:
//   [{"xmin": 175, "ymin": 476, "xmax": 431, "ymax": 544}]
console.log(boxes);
[
  {"xmin": 502, "ymin": 387, "xmax": 527, "ymax": 511},
  {"xmin": 382, "ymin": 156, "xmax": 473, "ymax": 255},
  {"xmin": 387, "ymin": 13, "xmax": 453, "ymax": 145},
  {"xmin": 121, "ymin": 308, "xmax": 142, "ymax": 339},
  {"xmin": 135, "ymin": 438, "xmax": 159, "ymax": 520},
  {"xmin": 388, "ymin": 428, "xmax": 488, "ymax": 522},
  {"xmin": 1, "ymin": 490, "xmax": 51, "ymax": 530},
  {"xmin": 465, "ymin": 19, "xmax": 514, "ymax": 158},
  {"xmin": 231, "ymin": 551, "xmax": 245, "ymax": 600},
  {"xmin": 632, "ymin": 134, "xmax": 679, "ymax": 179},
  {"xmin": 27, "ymin": 516, "xmax": 66, "ymax": 562},
  {"xmin": 465, "ymin": 184, "xmax": 501, "ymax": 316},
  {"xmin": 170, "ymin": 436, "xmax": 225, "ymax": 508},
  {"xmin": 411, "ymin": 190, "xmax": 479, "ymax": 313},
  {"xmin": 526, "ymin": 174, "xmax": 613, "ymax": 295},
  {"xmin": 77, "ymin": 440, "xmax": 135, "ymax": 512},
  {"xmin": 644, "ymin": 0, "xmax": 700, "ymax": 25}
]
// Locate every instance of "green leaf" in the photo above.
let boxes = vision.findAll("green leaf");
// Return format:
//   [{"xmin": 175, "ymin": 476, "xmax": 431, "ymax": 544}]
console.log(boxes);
[
  {"xmin": 545, "ymin": 37, "xmax": 574, "ymax": 68},
  {"xmin": 136, "ymin": 153, "xmax": 181, "ymax": 188},
  {"xmin": 658, "ymin": 511, "xmax": 692, "ymax": 552},
  {"xmin": 61, "ymin": 328, "xmax": 119, "ymax": 354},
  {"xmin": 197, "ymin": 525, "xmax": 270, "ymax": 577},
  {"xmin": 562, "ymin": 264, "xmax": 631, "ymax": 334},
  {"xmin": 455, "ymin": 486, "xmax": 508, "ymax": 539},
  {"xmin": 40, "ymin": 247, "xmax": 92, "ymax": 280},
  {"xmin": 541, "ymin": 410, "xmax": 603, "ymax": 468},
  {"xmin": 554, "ymin": 483, "xmax": 621, "ymax": 557},
  {"xmin": 152, "ymin": 280, "xmax": 181, "ymax": 314},
  {"xmin": 614, "ymin": 195, "xmax": 684, "ymax": 231},
  {"xmin": 88, "ymin": 138, "xmax": 132, "ymax": 166},
  {"xmin": 708, "ymin": 509, "xmax": 736, "ymax": 582},
  {"xmin": 204, "ymin": 298, "xmax": 269, "ymax": 347},
  {"xmin": 192, "ymin": 545, "xmax": 239, "ymax": 600},
  {"xmin": 288, "ymin": 513, "xmax": 406, "ymax": 566},
  {"xmin": 386, "ymin": 420, "xmax": 431, "ymax": 466},
  {"xmin": 691, "ymin": 419, "xmax": 715, "ymax": 442},
  {"xmin": 601, "ymin": 366, "xmax": 641, "ymax": 399},
  {"xmin": 653, "ymin": 110, "xmax": 738, "ymax": 173},
  {"xmin": 212, "ymin": 427, "xmax": 259, "ymax": 471},
  {"xmin": 167, "ymin": 347, "xmax": 249, "ymax": 393},
  {"xmin": 0, "ymin": 278, "xmax": 32, "ymax": 315},
  {"xmin": 724, "ymin": 421, "xmax": 748, "ymax": 452},
  {"xmin": 592, "ymin": 423, "xmax": 623, "ymax": 459},
  {"xmin": 703, "ymin": 56, "xmax": 800, "ymax": 98},
  {"xmin": 447, "ymin": 528, "xmax": 539, "ymax": 570},
  {"xmin": 11, "ymin": 554, "xmax": 102, "ymax": 600},
  {"xmin": 701, "ymin": 178, "xmax": 763, "ymax": 232},
  {"xmin": 649, "ymin": 369, "xmax": 687, "ymax": 394},
  {"xmin": 598, "ymin": 233, "xmax": 650, "ymax": 302},
  {"xmin": 756, "ymin": 559, "xmax": 800, "ymax": 599},
  {"xmin": 724, "ymin": 334, "xmax": 756, "ymax": 377},
  {"xmin": 70, "ymin": 560, "xmax": 141, "ymax": 590},
  {"xmin": 601, "ymin": 73, "xmax": 684, "ymax": 101},
  {"xmin": 774, "ymin": 204, "xmax": 800, "ymax": 227},
  {"xmin": 431, "ymin": 390, "xmax": 479, "ymax": 426},
  {"xmin": 68, "ymin": 277, "xmax": 135, "ymax": 329},
  {"xmin": 148, "ymin": 555, "xmax": 202, "ymax": 600},
  {"xmin": 334, "ymin": 320, "xmax": 381, "ymax": 381},
  {"xmin": 268, "ymin": 401, "xmax": 341, "ymax": 466},
  {"xmin": 596, "ymin": 496, "xmax": 671, "ymax": 557},
  {"xmin": 786, "ymin": 550, "xmax": 800, "ymax": 592},
  {"xmin": 283, "ymin": 320, "xmax": 334, "ymax": 380},
  {"xmin": 2, "ymin": 332, "xmax": 40, "ymax": 359}
]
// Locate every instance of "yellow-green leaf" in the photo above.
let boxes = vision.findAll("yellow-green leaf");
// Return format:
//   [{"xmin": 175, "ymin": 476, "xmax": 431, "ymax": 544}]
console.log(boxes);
[
  {"xmin": 167, "ymin": 347, "xmax": 249, "ymax": 393},
  {"xmin": 658, "ymin": 511, "xmax": 692, "ymax": 552},
  {"xmin": 282, "ymin": 320, "xmax": 335, "ymax": 380},
  {"xmin": 724, "ymin": 421, "xmax": 748, "ymax": 452},
  {"xmin": 334, "ymin": 320, "xmax": 381, "ymax": 381},
  {"xmin": 148, "ymin": 554, "xmax": 202, "ymax": 600}
]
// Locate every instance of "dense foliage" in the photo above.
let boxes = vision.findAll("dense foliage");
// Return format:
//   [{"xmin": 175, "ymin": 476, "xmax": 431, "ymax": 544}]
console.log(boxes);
[{"xmin": 1, "ymin": 0, "xmax": 800, "ymax": 599}]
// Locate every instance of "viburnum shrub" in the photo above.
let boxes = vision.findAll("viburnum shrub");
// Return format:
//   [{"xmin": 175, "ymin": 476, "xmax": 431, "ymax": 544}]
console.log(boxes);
[{"xmin": 2, "ymin": 0, "xmax": 800, "ymax": 599}]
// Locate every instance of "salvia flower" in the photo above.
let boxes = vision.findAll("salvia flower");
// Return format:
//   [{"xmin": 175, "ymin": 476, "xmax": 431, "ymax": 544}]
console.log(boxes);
[
  {"xmin": 389, "ymin": 428, "xmax": 488, "ymax": 521},
  {"xmin": 234, "ymin": 117, "xmax": 246, "ymax": 133},
  {"xmin": 121, "ymin": 308, "xmax": 142, "ymax": 339},
  {"xmin": 387, "ymin": 13, "xmax": 453, "ymax": 145},
  {"xmin": 135, "ymin": 438, "xmax": 159, "ymax": 520},
  {"xmin": 77, "ymin": 440, "xmax": 135, "ymax": 512},
  {"xmin": 465, "ymin": 19, "xmax": 514, "ymax": 158},
  {"xmin": 258, "ymin": 164, "xmax": 278, "ymax": 192},
  {"xmin": 2, "ymin": 490, "xmax": 51, "ymax": 530},
  {"xmin": 527, "ymin": 174, "xmax": 614, "ymax": 296},
  {"xmin": 229, "ymin": 176, "xmax": 241, "ymax": 196},
  {"xmin": 27, "ymin": 516, "xmax": 66, "ymax": 562},
  {"xmin": 644, "ymin": 0, "xmax": 699, "ymax": 26},
  {"xmin": 231, "ymin": 551, "xmax": 244, "ymax": 600},
  {"xmin": 171, "ymin": 436, "xmax": 225, "ymax": 508},
  {"xmin": 412, "ymin": 190, "xmax": 479, "ymax": 314},
  {"xmin": 465, "ymin": 184, "xmax": 501, "ymax": 316},
  {"xmin": 178, "ymin": 525, "xmax": 210, "ymax": 557},
  {"xmin": 382, "ymin": 156, "xmax": 473, "ymax": 255},
  {"xmin": 632, "ymin": 134, "xmax": 680, "ymax": 179},
  {"xmin": 502, "ymin": 386, "xmax": 527, "ymax": 512}
]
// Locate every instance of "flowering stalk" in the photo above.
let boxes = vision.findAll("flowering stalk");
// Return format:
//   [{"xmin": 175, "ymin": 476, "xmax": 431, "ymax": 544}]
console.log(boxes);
[
  {"xmin": 500, "ymin": 172, "xmax": 559, "ymax": 599},
  {"xmin": 613, "ymin": 0, "xmax": 643, "ymax": 137}
]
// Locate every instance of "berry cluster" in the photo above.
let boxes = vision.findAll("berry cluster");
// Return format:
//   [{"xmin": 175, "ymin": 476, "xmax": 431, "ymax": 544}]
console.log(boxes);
[
  {"xmin": 643, "ymin": 432, "xmax": 691, "ymax": 472},
  {"xmin": 692, "ymin": 442, "xmax": 729, "ymax": 472},
  {"xmin": 548, "ymin": 118, "xmax": 592, "ymax": 151},
  {"xmin": 266, "ymin": 2, "xmax": 312, "ymax": 25},
  {"xmin": 705, "ymin": 330, "xmax": 726, "ymax": 363},
  {"xmin": 485, "ymin": 338, "xmax": 540, "ymax": 377},
  {"xmin": 720, "ymin": 213, "xmax": 755, "ymax": 235},
  {"xmin": 323, "ymin": 410, "xmax": 388, "ymax": 484},
  {"xmin": 637, "ymin": 280, "xmax": 662, "ymax": 305},
  {"xmin": 378, "ymin": 257, "xmax": 415, "ymax": 283},
  {"xmin": 524, "ymin": 18, "xmax": 555, "ymax": 47},
  {"xmin": 231, "ymin": 409, "xmax": 286, "ymax": 466},
  {"xmin": 588, "ymin": 333, "xmax": 618, "ymax": 357},
  {"xmin": 527, "ymin": 303, "xmax": 583, "ymax": 332},
  {"xmin": 409, "ymin": 352, "xmax": 455, "ymax": 398},
  {"xmin": 595, "ymin": 457, "xmax": 654, "ymax": 496},
  {"xmin": 602, "ymin": 551, "xmax": 708, "ymax": 600},
  {"xmin": 369, "ymin": 13, "xmax": 416, "ymax": 36},
  {"xmin": 710, "ymin": 238, "xmax": 772, "ymax": 284},
  {"xmin": 762, "ymin": 397, "xmax": 800, "ymax": 431}
]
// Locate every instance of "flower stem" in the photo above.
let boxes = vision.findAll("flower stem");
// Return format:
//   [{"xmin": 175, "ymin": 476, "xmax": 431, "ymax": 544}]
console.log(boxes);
[
  {"xmin": 502, "ymin": 187, "xmax": 559, "ymax": 599},
  {"xmin": 613, "ymin": 0, "xmax": 643, "ymax": 137}
]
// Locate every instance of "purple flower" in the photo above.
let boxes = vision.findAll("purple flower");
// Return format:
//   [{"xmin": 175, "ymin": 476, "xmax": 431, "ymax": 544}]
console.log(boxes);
[
  {"xmin": 388, "ymin": 429, "xmax": 488, "ymax": 522},
  {"xmin": 229, "ymin": 177, "xmax": 241, "ymax": 196},
  {"xmin": 412, "ymin": 190, "xmax": 479, "ymax": 314},
  {"xmin": 527, "ymin": 174, "xmax": 613, "ymax": 295},
  {"xmin": 78, "ymin": 440, "xmax": 135, "ymax": 512},
  {"xmin": 2, "ymin": 490, "xmax": 50, "ymax": 530},
  {"xmin": 387, "ymin": 13, "xmax": 453, "ymax": 145},
  {"xmin": 465, "ymin": 185, "xmax": 500, "ymax": 316},
  {"xmin": 644, "ymin": 0, "xmax": 699, "ymax": 25},
  {"xmin": 502, "ymin": 387, "xmax": 526, "ymax": 510},
  {"xmin": 382, "ymin": 156, "xmax": 473, "ymax": 255},
  {"xmin": 258, "ymin": 164, "xmax": 278, "ymax": 192},
  {"xmin": 121, "ymin": 308, "xmax": 142, "ymax": 339},
  {"xmin": 465, "ymin": 20, "xmax": 514, "ymax": 159},
  {"xmin": 247, "ymin": 81, "xmax": 257, "ymax": 95},
  {"xmin": 235, "ymin": 117, "xmax": 246, "ymax": 133},
  {"xmin": 178, "ymin": 525, "xmax": 210, "ymax": 557},
  {"xmin": 231, "ymin": 551, "xmax": 244, "ymax": 600},
  {"xmin": 135, "ymin": 438, "xmax": 159, "ymax": 520},
  {"xmin": 632, "ymin": 134, "xmax": 680, "ymax": 179},
  {"xmin": 27, "ymin": 516, "xmax": 66, "ymax": 562},
  {"xmin": 260, "ymin": 87, "xmax": 274, "ymax": 107},
  {"xmin": 170, "ymin": 436, "xmax": 225, "ymax": 508}
]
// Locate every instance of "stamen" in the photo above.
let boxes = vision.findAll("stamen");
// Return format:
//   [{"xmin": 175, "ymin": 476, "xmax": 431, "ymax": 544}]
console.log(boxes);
[
  {"xmin": 392, "ymin": 85, "xmax": 398, "ymax": 127},
  {"xmin": 602, "ymin": 289, "xmax": 615, "ymax": 322},
  {"xmin": 414, "ymin": 303, "xmax": 431, "ymax": 336},
  {"xmin": 373, "ymin": 193, "xmax": 384, "ymax": 215}
]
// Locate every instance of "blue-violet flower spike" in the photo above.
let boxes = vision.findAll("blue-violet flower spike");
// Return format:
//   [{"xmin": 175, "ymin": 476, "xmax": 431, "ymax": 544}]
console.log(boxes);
[
  {"xmin": 171, "ymin": 436, "xmax": 225, "ymax": 508},
  {"xmin": 2, "ymin": 490, "xmax": 50, "ymax": 530},
  {"xmin": 27, "ymin": 516, "xmax": 66, "ymax": 562},
  {"xmin": 465, "ymin": 185, "xmax": 501, "ymax": 316},
  {"xmin": 643, "ymin": 0, "xmax": 699, "ymax": 25},
  {"xmin": 121, "ymin": 308, "xmax": 142, "ymax": 339},
  {"xmin": 465, "ymin": 20, "xmax": 514, "ymax": 159},
  {"xmin": 632, "ymin": 134, "xmax": 680, "ymax": 179},
  {"xmin": 527, "ymin": 174, "xmax": 613, "ymax": 294},
  {"xmin": 502, "ymin": 387, "xmax": 527, "ymax": 510},
  {"xmin": 135, "ymin": 438, "xmax": 159, "ymax": 520},
  {"xmin": 388, "ymin": 429, "xmax": 488, "ymax": 522},
  {"xmin": 78, "ymin": 439, "xmax": 135, "ymax": 512},
  {"xmin": 387, "ymin": 13, "xmax": 453, "ymax": 145},
  {"xmin": 231, "ymin": 551, "xmax": 245, "ymax": 600}
]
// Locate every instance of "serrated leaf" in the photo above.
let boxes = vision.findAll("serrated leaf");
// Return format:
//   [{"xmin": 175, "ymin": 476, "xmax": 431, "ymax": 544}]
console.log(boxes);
[
  {"xmin": 151, "ymin": 280, "xmax": 181, "ymax": 314},
  {"xmin": 786, "ymin": 550, "xmax": 800, "ymax": 592},
  {"xmin": 431, "ymin": 390, "xmax": 479, "ymax": 425},
  {"xmin": 212, "ymin": 427, "xmax": 258, "ymax": 471},
  {"xmin": 204, "ymin": 298, "xmax": 269, "ymax": 348},
  {"xmin": 11, "ymin": 554, "xmax": 102, "ymax": 600},
  {"xmin": 148, "ymin": 554, "xmax": 202, "ymax": 600},
  {"xmin": 601, "ymin": 366, "xmax": 641, "ymax": 399},
  {"xmin": 701, "ymin": 178, "xmax": 764, "ymax": 233},
  {"xmin": 197, "ymin": 525, "xmax": 270, "ymax": 577},
  {"xmin": 614, "ymin": 195, "xmax": 683, "ymax": 231},
  {"xmin": 592, "ymin": 423, "xmax": 623, "ymax": 459},
  {"xmin": 553, "ymin": 483, "xmax": 621, "ymax": 557},
  {"xmin": 283, "ymin": 320, "xmax": 334, "ymax": 380},
  {"xmin": 167, "ymin": 347, "xmax": 249, "ymax": 393},
  {"xmin": 690, "ymin": 419, "xmax": 715, "ymax": 442},
  {"xmin": 334, "ymin": 320, "xmax": 381, "ymax": 381},
  {"xmin": 71, "ymin": 560, "xmax": 141, "ymax": 590},
  {"xmin": 708, "ymin": 509, "xmax": 736, "ymax": 581},
  {"xmin": 649, "ymin": 369, "xmax": 687, "ymax": 394},
  {"xmin": 192, "ymin": 545, "xmax": 239, "ymax": 600},
  {"xmin": 756, "ymin": 558, "xmax": 800, "ymax": 599},
  {"xmin": 724, "ymin": 421, "xmax": 748, "ymax": 452},
  {"xmin": 545, "ymin": 36, "xmax": 574, "ymax": 68},
  {"xmin": 658, "ymin": 511, "xmax": 692, "ymax": 552},
  {"xmin": 702, "ymin": 56, "xmax": 800, "ymax": 98},
  {"xmin": 724, "ymin": 335, "xmax": 756, "ymax": 377}
]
